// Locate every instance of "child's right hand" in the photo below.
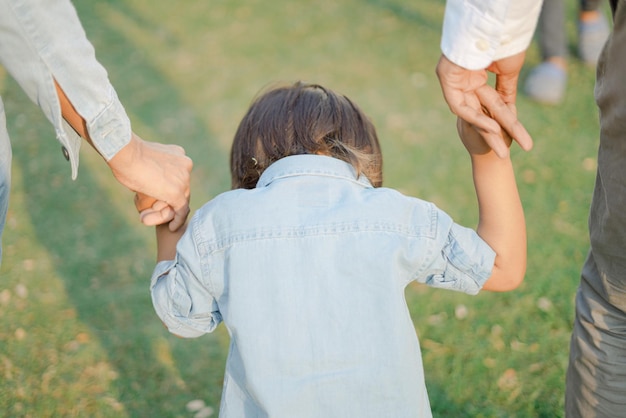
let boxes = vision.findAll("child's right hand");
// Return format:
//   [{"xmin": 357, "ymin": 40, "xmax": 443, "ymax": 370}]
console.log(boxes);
[
  {"xmin": 457, "ymin": 118, "xmax": 512, "ymax": 157},
  {"xmin": 134, "ymin": 193, "xmax": 176, "ymax": 227}
]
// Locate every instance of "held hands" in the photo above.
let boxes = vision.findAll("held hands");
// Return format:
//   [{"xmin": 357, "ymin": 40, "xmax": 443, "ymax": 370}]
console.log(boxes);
[
  {"xmin": 436, "ymin": 52, "xmax": 532, "ymax": 158},
  {"xmin": 134, "ymin": 195, "xmax": 175, "ymax": 226},
  {"xmin": 53, "ymin": 80, "xmax": 191, "ymax": 230},
  {"xmin": 457, "ymin": 118, "xmax": 512, "ymax": 157},
  {"xmin": 107, "ymin": 133, "xmax": 193, "ymax": 231}
]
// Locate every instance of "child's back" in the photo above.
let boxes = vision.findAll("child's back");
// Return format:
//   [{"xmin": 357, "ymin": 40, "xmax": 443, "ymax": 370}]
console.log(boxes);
[
  {"xmin": 148, "ymin": 82, "xmax": 525, "ymax": 417},
  {"xmin": 154, "ymin": 154, "xmax": 493, "ymax": 417}
]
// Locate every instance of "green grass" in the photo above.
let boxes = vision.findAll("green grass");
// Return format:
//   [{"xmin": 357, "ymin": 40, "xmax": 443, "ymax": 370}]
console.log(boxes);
[{"xmin": 0, "ymin": 0, "xmax": 602, "ymax": 416}]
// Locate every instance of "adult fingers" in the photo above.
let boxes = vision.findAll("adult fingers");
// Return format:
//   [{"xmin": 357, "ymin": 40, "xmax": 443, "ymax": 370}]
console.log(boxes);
[
  {"xmin": 168, "ymin": 204, "xmax": 190, "ymax": 232},
  {"xmin": 163, "ymin": 173, "xmax": 191, "ymax": 231},
  {"xmin": 494, "ymin": 72, "xmax": 519, "ymax": 106},
  {"xmin": 489, "ymin": 51, "xmax": 526, "ymax": 105},
  {"xmin": 476, "ymin": 85, "xmax": 533, "ymax": 152},
  {"xmin": 443, "ymin": 86, "xmax": 501, "ymax": 133},
  {"xmin": 469, "ymin": 122, "xmax": 510, "ymax": 158},
  {"xmin": 454, "ymin": 89, "xmax": 510, "ymax": 158},
  {"xmin": 156, "ymin": 152, "xmax": 192, "ymax": 230}
]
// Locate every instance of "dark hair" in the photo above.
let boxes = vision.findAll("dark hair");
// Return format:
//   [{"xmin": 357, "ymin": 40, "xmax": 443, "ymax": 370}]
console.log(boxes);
[{"xmin": 230, "ymin": 81, "xmax": 383, "ymax": 189}]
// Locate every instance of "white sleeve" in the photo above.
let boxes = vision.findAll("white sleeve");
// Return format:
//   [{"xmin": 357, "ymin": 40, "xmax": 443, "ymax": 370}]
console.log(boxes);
[{"xmin": 440, "ymin": 0, "xmax": 542, "ymax": 70}]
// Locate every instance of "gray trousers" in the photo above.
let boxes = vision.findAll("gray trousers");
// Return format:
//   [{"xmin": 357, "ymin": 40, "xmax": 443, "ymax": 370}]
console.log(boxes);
[
  {"xmin": 565, "ymin": 1, "xmax": 626, "ymax": 416},
  {"xmin": 538, "ymin": 0, "xmax": 604, "ymax": 59}
]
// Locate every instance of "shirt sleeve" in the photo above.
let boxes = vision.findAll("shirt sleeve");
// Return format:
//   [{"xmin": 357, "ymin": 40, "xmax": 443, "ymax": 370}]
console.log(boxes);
[
  {"xmin": 0, "ymin": 0, "xmax": 131, "ymax": 178},
  {"xmin": 417, "ymin": 209, "xmax": 496, "ymax": 295},
  {"xmin": 440, "ymin": 0, "xmax": 542, "ymax": 70},
  {"xmin": 150, "ymin": 218, "xmax": 222, "ymax": 338}
]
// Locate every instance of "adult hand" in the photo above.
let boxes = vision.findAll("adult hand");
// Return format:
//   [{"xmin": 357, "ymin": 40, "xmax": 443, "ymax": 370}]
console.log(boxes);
[
  {"xmin": 54, "ymin": 80, "xmax": 192, "ymax": 230},
  {"xmin": 436, "ymin": 52, "xmax": 533, "ymax": 158},
  {"xmin": 108, "ymin": 133, "xmax": 193, "ymax": 231}
]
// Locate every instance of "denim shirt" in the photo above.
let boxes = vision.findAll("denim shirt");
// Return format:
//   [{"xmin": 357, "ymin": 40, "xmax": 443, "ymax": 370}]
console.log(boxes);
[
  {"xmin": 151, "ymin": 155, "xmax": 496, "ymax": 417},
  {"xmin": 0, "ymin": 0, "xmax": 131, "ymax": 178}
]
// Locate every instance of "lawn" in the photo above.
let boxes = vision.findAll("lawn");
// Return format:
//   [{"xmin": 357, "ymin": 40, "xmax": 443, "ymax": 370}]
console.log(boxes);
[{"xmin": 0, "ymin": 0, "xmax": 602, "ymax": 417}]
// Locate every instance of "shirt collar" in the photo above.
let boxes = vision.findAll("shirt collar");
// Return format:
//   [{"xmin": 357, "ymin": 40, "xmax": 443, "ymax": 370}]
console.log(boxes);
[{"xmin": 256, "ymin": 155, "xmax": 373, "ymax": 188}]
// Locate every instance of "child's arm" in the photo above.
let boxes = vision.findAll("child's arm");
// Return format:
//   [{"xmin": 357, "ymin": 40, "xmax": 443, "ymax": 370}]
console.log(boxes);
[
  {"xmin": 156, "ymin": 223, "xmax": 186, "ymax": 261},
  {"xmin": 457, "ymin": 118, "xmax": 527, "ymax": 291},
  {"xmin": 152, "ymin": 222, "xmax": 188, "ymax": 338},
  {"xmin": 141, "ymin": 200, "xmax": 219, "ymax": 338},
  {"xmin": 135, "ymin": 197, "xmax": 186, "ymax": 261},
  {"xmin": 152, "ymin": 207, "xmax": 186, "ymax": 337}
]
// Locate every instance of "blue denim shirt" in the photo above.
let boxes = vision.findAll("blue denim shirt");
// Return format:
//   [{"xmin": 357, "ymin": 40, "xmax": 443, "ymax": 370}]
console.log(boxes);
[{"xmin": 151, "ymin": 155, "xmax": 496, "ymax": 417}]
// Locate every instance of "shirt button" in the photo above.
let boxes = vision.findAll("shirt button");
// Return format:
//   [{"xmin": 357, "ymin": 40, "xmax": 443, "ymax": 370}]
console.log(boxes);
[
  {"xmin": 476, "ymin": 39, "xmax": 490, "ymax": 51},
  {"xmin": 61, "ymin": 146, "xmax": 70, "ymax": 161}
]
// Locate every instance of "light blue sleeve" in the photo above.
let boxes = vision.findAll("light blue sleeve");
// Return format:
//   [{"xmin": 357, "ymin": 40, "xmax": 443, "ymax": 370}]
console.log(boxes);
[
  {"xmin": 419, "ymin": 209, "xmax": 496, "ymax": 295},
  {"xmin": 0, "ymin": 0, "xmax": 131, "ymax": 179},
  {"xmin": 150, "ymin": 217, "xmax": 222, "ymax": 338}
]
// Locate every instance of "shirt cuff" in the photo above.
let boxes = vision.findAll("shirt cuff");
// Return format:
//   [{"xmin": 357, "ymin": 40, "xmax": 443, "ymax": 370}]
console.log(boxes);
[
  {"xmin": 440, "ymin": 0, "xmax": 541, "ymax": 70},
  {"xmin": 150, "ymin": 260, "xmax": 222, "ymax": 338},
  {"xmin": 86, "ymin": 87, "xmax": 132, "ymax": 161}
]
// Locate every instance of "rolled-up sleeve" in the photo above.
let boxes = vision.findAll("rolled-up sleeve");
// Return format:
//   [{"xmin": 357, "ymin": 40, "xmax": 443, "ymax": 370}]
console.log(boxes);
[
  {"xmin": 441, "ymin": 0, "xmax": 542, "ymax": 70},
  {"xmin": 420, "ymin": 212, "xmax": 496, "ymax": 295},
  {"xmin": 150, "ymin": 223, "xmax": 222, "ymax": 338}
]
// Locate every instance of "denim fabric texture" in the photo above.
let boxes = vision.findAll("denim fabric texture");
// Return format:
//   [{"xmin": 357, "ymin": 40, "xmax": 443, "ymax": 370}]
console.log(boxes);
[{"xmin": 151, "ymin": 155, "xmax": 495, "ymax": 418}]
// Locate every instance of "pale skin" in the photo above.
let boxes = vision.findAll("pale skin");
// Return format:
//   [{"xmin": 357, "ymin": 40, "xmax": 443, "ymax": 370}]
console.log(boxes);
[
  {"xmin": 457, "ymin": 118, "xmax": 526, "ymax": 291},
  {"xmin": 436, "ymin": 52, "xmax": 533, "ymax": 158},
  {"xmin": 436, "ymin": 49, "xmax": 529, "ymax": 290},
  {"xmin": 55, "ymin": 80, "xmax": 192, "ymax": 231}
]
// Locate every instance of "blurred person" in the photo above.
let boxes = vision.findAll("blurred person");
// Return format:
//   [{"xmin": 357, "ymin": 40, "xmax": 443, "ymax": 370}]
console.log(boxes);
[
  {"xmin": 146, "ymin": 81, "xmax": 527, "ymax": 417},
  {"xmin": 564, "ymin": 1, "xmax": 626, "ymax": 416},
  {"xmin": 0, "ymin": 0, "xmax": 193, "ymax": 265},
  {"xmin": 524, "ymin": 0, "xmax": 610, "ymax": 104},
  {"xmin": 437, "ymin": 0, "xmax": 626, "ymax": 416}
]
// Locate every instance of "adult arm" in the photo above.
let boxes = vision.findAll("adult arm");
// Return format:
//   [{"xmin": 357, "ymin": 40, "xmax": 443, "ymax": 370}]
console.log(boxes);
[
  {"xmin": 55, "ymin": 80, "xmax": 192, "ymax": 230},
  {"xmin": 0, "ymin": 0, "xmax": 191, "ymax": 230},
  {"xmin": 458, "ymin": 118, "xmax": 526, "ymax": 291}
]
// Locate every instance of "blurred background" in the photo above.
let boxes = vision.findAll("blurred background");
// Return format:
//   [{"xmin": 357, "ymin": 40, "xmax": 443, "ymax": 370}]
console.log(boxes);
[{"xmin": 0, "ymin": 0, "xmax": 603, "ymax": 416}]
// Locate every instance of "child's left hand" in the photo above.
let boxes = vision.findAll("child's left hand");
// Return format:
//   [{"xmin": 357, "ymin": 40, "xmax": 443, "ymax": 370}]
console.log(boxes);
[{"xmin": 457, "ymin": 118, "xmax": 512, "ymax": 157}]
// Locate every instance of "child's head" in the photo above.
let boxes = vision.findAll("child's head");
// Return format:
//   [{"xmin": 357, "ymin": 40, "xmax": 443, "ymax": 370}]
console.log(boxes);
[{"xmin": 230, "ymin": 81, "xmax": 383, "ymax": 189}]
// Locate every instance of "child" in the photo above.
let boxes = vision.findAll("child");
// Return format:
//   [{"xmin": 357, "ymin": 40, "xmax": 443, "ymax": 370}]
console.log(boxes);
[{"xmin": 146, "ymin": 81, "xmax": 526, "ymax": 417}]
